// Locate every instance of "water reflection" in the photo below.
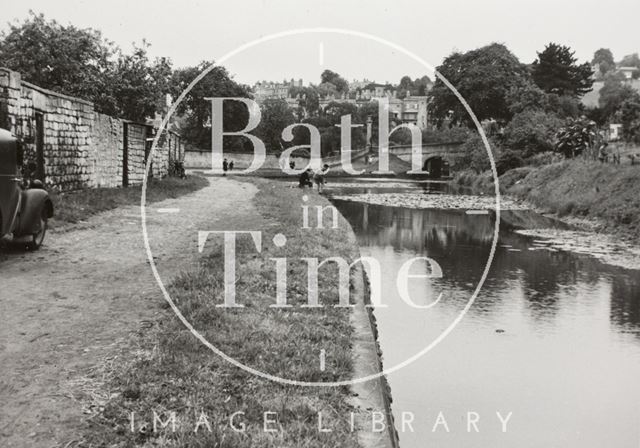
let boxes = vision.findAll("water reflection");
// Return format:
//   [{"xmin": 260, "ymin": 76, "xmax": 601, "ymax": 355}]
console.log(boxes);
[{"xmin": 332, "ymin": 199, "xmax": 640, "ymax": 448}]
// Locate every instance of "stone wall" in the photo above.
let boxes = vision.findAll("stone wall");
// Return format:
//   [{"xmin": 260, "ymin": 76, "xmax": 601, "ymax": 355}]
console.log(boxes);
[
  {"xmin": 90, "ymin": 113, "xmax": 123, "ymax": 188},
  {"xmin": 0, "ymin": 67, "xmax": 181, "ymax": 191}
]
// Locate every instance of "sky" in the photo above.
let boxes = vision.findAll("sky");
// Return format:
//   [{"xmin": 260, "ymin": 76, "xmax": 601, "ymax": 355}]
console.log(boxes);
[{"xmin": 2, "ymin": 0, "xmax": 639, "ymax": 87}]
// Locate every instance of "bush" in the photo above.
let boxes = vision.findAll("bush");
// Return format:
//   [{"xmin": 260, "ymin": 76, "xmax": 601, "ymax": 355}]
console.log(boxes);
[
  {"xmin": 495, "ymin": 149, "xmax": 524, "ymax": 175},
  {"xmin": 454, "ymin": 135, "xmax": 503, "ymax": 173},
  {"xmin": 502, "ymin": 110, "xmax": 562, "ymax": 156}
]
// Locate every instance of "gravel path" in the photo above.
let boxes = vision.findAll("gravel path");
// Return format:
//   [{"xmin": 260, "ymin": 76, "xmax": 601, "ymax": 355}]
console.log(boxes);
[{"xmin": 0, "ymin": 177, "xmax": 256, "ymax": 448}]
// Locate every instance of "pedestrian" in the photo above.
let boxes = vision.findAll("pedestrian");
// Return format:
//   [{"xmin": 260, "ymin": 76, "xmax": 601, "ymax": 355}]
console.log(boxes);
[
  {"xmin": 223, "ymin": 158, "xmax": 228, "ymax": 176},
  {"xmin": 298, "ymin": 168, "xmax": 313, "ymax": 188},
  {"xmin": 313, "ymin": 164, "xmax": 330, "ymax": 193},
  {"xmin": 598, "ymin": 142, "xmax": 608, "ymax": 163},
  {"xmin": 229, "ymin": 160, "xmax": 234, "ymax": 171}
]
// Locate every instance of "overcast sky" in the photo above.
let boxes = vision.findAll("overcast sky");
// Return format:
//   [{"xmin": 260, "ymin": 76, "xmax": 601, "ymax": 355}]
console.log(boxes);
[{"xmin": 2, "ymin": 0, "xmax": 638, "ymax": 86}]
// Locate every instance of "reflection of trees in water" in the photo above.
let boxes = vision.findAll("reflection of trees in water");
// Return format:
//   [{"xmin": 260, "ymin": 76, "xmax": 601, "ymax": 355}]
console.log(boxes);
[
  {"xmin": 609, "ymin": 272, "xmax": 640, "ymax": 338},
  {"xmin": 332, "ymin": 200, "xmax": 640, "ymax": 332}
]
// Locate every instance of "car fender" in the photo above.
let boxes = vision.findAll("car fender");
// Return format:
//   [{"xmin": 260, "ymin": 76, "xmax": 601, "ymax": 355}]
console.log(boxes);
[{"xmin": 15, "ymin": 189, "xmax": 53, "ymax": 236}]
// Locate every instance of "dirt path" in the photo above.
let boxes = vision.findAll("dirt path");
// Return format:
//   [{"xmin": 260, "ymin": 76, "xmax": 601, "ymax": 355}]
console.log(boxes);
[{"xmin": 0, "ymin": 177, "xmax": 257, "ymax": 448}]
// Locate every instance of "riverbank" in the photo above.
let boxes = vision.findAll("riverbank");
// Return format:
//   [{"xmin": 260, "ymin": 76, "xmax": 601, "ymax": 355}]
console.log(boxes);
[
  {"xmin": 78, "ymin": 177, "xmax": 395, "ymax": 447},
  {"xmin": 455, "ymin": 160, "xmax": 640, "ymax": 241}
]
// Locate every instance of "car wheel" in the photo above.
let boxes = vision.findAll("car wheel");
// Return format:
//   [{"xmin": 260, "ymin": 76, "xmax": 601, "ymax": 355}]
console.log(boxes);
[{"xmin": 27, "ymin": 208, "xmax": 48, "ymax": 250}]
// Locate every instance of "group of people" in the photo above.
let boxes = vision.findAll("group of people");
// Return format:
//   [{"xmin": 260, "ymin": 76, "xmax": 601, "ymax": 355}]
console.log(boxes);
[
  {"xmin": 298, "ymin": 164, "xmax": 330, "ymax": 193},
  {"xmin": 222, "ymin": 158, "xmax": 234, "ymax": 176}
]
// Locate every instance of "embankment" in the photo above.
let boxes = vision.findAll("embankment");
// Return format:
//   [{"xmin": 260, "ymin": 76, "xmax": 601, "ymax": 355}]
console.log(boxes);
[{"xmin": 456, "ymin": 160, "xmax": 640, "ymax": 240}]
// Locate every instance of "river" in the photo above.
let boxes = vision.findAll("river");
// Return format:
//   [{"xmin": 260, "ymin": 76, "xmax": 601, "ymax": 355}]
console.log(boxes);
[{"xmin": 327, "ymin": 180, "xmax": 640, "ymax": 448}]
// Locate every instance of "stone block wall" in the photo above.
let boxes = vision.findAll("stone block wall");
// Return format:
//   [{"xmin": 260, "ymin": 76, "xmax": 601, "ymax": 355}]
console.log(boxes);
[
  {"xmin": 91, "ymin": 113, "xmax": 123, "ymax": 188},
  {"xmin": 0, "ymin": 67, "xmax": 181, "ymax": 191}
]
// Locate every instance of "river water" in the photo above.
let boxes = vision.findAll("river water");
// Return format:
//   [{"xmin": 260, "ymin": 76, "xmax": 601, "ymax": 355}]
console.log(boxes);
[{"xmin": 328, "ymin": 181, "xmax": 640, "ymax": 448}]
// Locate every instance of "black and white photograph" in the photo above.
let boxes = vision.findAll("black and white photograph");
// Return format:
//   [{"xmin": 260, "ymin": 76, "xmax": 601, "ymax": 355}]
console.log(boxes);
[{"xmin": 1, "ymin": 1, "xmax": 639, "ymax": 447}]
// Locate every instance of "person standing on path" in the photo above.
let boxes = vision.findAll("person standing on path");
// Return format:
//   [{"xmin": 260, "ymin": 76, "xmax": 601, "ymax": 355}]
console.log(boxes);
[
  {"xmin": 313, "ymin": 164, "xmax": 330, "ymax": 193},
  {"xmin": 222, "ymin": 158, "xmax": 228, "ymax": 176}
]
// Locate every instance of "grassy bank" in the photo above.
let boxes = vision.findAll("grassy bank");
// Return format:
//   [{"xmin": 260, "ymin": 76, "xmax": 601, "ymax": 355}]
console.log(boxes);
[
  {"xmin": 50, "ymin": 175, "xmax": 208, "ymax": 226},
  {"xmin": 80, "ymin": 178, "xmax": 363, "ymax": 447},
  {"xmin": 455, "ymin": 160, "xmax": 640, "ymax": 238}
]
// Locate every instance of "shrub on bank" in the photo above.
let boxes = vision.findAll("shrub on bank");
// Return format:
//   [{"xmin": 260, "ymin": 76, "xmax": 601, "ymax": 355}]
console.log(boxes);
[
  {"xmin": 502, "ymin": 110, "xmax": 562, "ymax": 156},
  {"xmin": 496, "ymin": 149, "xmax": 524, "ymax": 175},
  {"xmin": 453, "ymin": 134, "xmax": 504, "ymax": 173}
]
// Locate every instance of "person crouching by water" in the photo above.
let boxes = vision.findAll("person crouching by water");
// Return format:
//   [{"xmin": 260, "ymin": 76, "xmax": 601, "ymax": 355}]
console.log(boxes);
[
  {"xmin": 314, "ymin": 164, "xmax": 330, "ymax": 193},
  {"xmin": 299, "ymin": 168, "xmax": 313, "ymax": 188}
]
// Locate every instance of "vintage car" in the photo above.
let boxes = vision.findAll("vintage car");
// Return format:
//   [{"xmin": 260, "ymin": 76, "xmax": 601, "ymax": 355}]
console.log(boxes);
[{"xmin": 0, "ymin": 128, "xmax": 53, "ymax": 250}]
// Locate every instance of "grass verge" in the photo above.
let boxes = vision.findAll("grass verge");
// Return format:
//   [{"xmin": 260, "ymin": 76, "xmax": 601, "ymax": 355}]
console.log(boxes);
[
  {"xmin": 50, "ymin": 175, "xmax": 208, "ymax": 226},
  {"xmin": 79, "ymin": 178, "xmax": 363, "ymax": 447}
]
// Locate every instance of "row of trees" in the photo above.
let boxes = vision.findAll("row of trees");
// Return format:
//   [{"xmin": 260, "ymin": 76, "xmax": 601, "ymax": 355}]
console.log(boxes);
[
  {"xmin": 0, "ymin": 14, "xmax": 430, "ymax": 153},
  {"xmin": 0, "ymin": 12, "xmax": 257, "ymax": 150},
  {"xmin": 589, "ymin": 48, "xmax": 640, "ymax": 142},
  {"xmin": 0, "ymin": 12, "xmax": 176, "ymax": 122},
  {"xmin": 3, "ymin": 13, "xmax": 637, "ymax": 155},
  {"xmin": 591, "ymin": 48, "xmax": 640, "ymax": 80},
  {"xmin": 428, "ymin": 41, "xmax": 640, "ymax": 170}
]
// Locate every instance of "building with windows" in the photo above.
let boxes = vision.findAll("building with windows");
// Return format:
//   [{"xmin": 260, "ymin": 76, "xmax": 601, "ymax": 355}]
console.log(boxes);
[
  {"xmin": 253, "ymin": 78, "xmax": 430, "ymax": 130},
  {"xmin": 253, "ymin": 78, "xmax": 303, "ymax": 102}
]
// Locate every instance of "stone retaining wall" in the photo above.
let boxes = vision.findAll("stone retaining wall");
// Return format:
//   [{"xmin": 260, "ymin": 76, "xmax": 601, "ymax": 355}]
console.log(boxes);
[{"xmin": 0, "ymin": 67, "xmax": 183, "ymax": 191}]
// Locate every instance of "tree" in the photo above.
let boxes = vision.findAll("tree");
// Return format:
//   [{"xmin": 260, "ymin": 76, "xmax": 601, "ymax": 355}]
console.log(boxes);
[
  {"xmin": 429, "ymin": 43, "xmax": 529, "ymax": 126},
  {"xmin": 320, "ymin": 69, "xmax": 348, "ymax": 93},
  {"xmin": 414, "ymin": 75, "xmax": 432, "ymax": 95},
  {"xmin": 288, "ymin": 86, "xmax": 320, "ymax": 118},
  {"xmin": 531, "ymin": 43, "xmax": 594, "ymax": 97},
  {"xmin": 317, "ymin": 82, "xmax": 339, "ymax": 98},
  {"xmin": 169, "ymin": 61, "xmax": 251, "ymax": 149},
  {"xmin": 555, "ymin": 117, "xmax": 598, "ymax": 158},
  {"xmin": 0, "ymin": 11, "xmax": 113, "ymax": 101},
  {"xmin": 620, "ymin": 97, "xmax": 640, "ymax": 143},
  {"xmin": 502, "ymin": 110, "xmax": 562, "ymax": 156},
  {"xmin": 0, "ymin": 12, "xmax": 175, "ymax": 122},
  {"xmin": 598, "ymin": 71, "xmax": 637, "ymax": 120},
  {"xmin": 592, "ymin": 48, "xmax": 615, "ymax": 78},
  {"xmin": 397, "ymin": 75, "xmax": 414, "ymax": 98},
  {"xmin": 506, "ymin": 81, "xmax": 549, "ymax": 115},
  {"xmin": 99, "ymin": 42, "xmax": 173, "ymax": 121},
  {"xmin": 619, "ymin": 53, "xmax": 640, "ymax": 69},
  {"xmin": 397, "ymin": 75, "xmax": 432, "ymax": 97},
  {"xmin": 254, "ymin": 99, "xmax": 295, "ymax": 153}
]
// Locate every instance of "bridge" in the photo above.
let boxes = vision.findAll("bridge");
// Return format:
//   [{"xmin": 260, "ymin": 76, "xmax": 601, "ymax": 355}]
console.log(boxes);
[
  {"xmin": 386, "ymin": 141, "xmax": 465, "ymax": 166},
  {"xmin": 324, "ymin": 141, "xmax": 465, "ymax": 167}
]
